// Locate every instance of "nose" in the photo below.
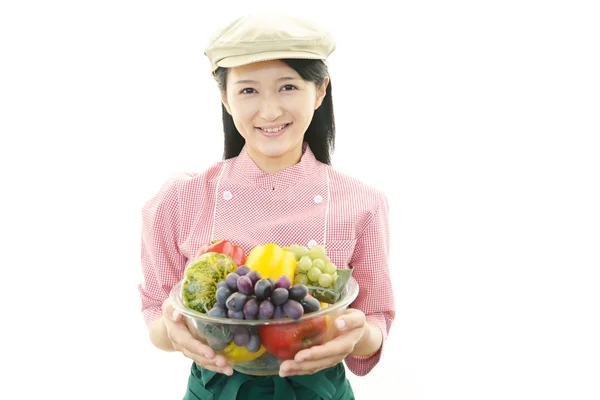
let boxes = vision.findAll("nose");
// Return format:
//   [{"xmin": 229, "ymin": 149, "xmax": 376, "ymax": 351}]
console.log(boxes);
[{"xmin": 258, "ymin": 94, "xmax": 283, "ymax": 122}]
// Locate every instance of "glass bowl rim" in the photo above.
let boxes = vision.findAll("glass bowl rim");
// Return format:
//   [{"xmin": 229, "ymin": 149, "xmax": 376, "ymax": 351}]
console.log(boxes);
[{"xmin": 169, "ymin": 276, "xmax": 359, "ymax": 326}]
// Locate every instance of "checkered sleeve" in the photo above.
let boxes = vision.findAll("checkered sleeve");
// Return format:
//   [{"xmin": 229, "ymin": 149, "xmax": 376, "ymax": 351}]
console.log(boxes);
[
  {"xmin": 139, "ymin": 176, "xmax": 187, "ymax": 329},
  {"xmin": 344, "ymin": 192, "xmax": 396, "ymax": 376}
]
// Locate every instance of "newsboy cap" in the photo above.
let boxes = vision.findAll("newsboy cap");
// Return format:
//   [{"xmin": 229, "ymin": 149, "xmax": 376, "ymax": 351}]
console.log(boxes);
[{"xmin": 204, "ymin": 13, "xmax": 336, "ymax": 72}]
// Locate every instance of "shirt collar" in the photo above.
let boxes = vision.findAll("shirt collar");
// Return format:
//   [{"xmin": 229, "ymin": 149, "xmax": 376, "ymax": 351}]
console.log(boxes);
[{"xmin": 233, "ymin": 142, "xmax": 320, "ymax": 190}]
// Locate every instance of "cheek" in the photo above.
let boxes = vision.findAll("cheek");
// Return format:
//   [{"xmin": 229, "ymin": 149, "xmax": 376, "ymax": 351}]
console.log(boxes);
[
  {"xmin": 285, "ymin": 98, "xmax": 316, "ymax": 123},
  {"xmin": 230, "ymin": 102, "xmax": 257, "ymax": 130}
]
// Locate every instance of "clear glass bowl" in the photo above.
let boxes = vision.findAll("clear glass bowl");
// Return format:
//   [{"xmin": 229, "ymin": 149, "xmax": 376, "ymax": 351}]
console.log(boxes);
[{"xmin": 169, "ymin": 276, "xmax": 359, "ymax": 375}]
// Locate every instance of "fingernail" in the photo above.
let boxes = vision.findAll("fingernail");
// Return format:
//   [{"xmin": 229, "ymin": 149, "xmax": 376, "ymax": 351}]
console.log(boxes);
[
  {"xmin": 336, "ymin": 320, "xmax": 346, "ymax": 330},
  {"xmin": 171, "ymin": 310, "xmax": 179, "ymax": 320}
]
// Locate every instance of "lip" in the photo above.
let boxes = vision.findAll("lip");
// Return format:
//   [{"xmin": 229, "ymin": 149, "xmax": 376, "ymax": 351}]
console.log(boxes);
[{"xmin": 256, "ymin": 123, "xmax": 291, "ymax": 137}]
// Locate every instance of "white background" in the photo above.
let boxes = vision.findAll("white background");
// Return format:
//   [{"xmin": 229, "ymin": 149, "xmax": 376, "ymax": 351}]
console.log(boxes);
[{"xmin": 1, "ymin": 1, "xmax": 599, "ymax": 399}]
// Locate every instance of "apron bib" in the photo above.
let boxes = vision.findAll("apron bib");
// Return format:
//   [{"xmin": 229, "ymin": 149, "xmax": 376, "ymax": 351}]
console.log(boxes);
[{"xmin": 184, "ymin": 161, "xmax": 354, "ymax": 399}]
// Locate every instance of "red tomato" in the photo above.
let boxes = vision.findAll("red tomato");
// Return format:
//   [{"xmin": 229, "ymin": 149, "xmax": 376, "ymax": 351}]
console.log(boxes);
[
  {"xmin": 194, "ymin": 239, "xmax": 246, "ymax": 266},
  {"xmin": 258, "ymin": 317, "xmax": 328, "ymax": 360}
]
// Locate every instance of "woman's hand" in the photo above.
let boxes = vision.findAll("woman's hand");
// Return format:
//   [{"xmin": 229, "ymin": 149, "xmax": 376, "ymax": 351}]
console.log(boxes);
[
  {"xmin": 278, "ymin": 309, "xmax": 370, "ymax": 377},
  {"xmin": 162, "ymin": 298, "xmax": 234, "ymax": 376}
]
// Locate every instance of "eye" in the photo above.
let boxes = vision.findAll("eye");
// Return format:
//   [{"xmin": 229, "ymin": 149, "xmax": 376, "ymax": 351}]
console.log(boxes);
[
  {"xmin": 240, "ymin": 88, "xmax": 256, "ymax": 94},
  {"xmin": 281, "ymin": 84, "xmax": 298, "ymax": 91}
]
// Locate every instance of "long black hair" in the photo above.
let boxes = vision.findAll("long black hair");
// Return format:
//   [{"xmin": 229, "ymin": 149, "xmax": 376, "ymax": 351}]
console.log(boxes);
[{"xmin": 213, "ymin": 59, "xmax": 335, "ymax": 165}]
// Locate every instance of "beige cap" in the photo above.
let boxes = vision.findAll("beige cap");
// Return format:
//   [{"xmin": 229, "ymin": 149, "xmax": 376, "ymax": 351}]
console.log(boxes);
[{"xmin": 204, "ymin": 13, "xmax": 336, "ymax": 72}]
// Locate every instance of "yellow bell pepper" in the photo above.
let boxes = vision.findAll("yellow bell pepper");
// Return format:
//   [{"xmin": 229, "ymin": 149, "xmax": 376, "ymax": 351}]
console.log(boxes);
[
  {"xmin": 246, "ymin": 243, "xmax": 296, "ymax": 280},
  {"xmin": 222, "ymin": 341, "xmax": 266, "ymax": 363}
]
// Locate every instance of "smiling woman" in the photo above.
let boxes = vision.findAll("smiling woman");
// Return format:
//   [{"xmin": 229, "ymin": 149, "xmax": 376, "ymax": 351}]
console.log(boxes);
[
  {"xmin": 214, "ymin": 58, "xmax": 335, "ymax": 171},
  {"xmin": 139, "ymin": 12, "xmax": 395, "ymax": 400},
  {"xmin": 218, "ymin": 60, "xmax": 329, "ymax": 173}
]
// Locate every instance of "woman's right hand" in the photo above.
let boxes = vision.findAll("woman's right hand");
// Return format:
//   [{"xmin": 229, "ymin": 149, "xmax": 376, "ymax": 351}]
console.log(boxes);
[{"xmin": 162, "ymin": 297, "xmax": 234, "ymax": 376}]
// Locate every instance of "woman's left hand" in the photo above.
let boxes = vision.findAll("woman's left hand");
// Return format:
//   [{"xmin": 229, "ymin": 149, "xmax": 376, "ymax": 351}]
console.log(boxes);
[{"xmin": 278, "ymin": 308, "xmax": 367, "ymax": 377}]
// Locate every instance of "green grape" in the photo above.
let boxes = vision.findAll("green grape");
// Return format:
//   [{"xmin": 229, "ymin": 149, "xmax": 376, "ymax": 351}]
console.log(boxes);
[
  {"xmin": 331, "ymin": 271, "xmax": 338, "ymax": 282},
  {"xmin": 318, "ymin": 273, "xmax": 333, "ymax": 288},
  {"xmin": 286, "ymin": 244, "xmax": 309, "ymax": 260},
  {"xmin": 312, "ymin": 258, "xmax": 326, "ymax": 272},
  {"xmin": 307, "ymin": 267, "xmax": 322, "ymax": 282},
  {"xmin": 294, "ymin": 273, "xmax": 308, "ymax": 285},
  {"xmin": 308, "ymin": 245, "xmax": 327, "ymax": 260},
  {"xmin": 297, "ymin": 256, "xmax": 313, "ymax": 272},
  {"xmin": 323, "ymin": 262, "xmax": 337, "ymax": 275}
]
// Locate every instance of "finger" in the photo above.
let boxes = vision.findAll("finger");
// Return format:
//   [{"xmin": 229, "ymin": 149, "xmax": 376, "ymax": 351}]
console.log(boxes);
[
  {"xmin": 279, "ymin": 356, "xmax": 341, "ymax": 377},
  {"xmin": 180, "ymin": 348, "xmax": 233, "ymax": 376},
  {"xmin": 162, "ymin": 298, "xmax": 183, "ymax": 323},
  {"xmin": 293, "ymin": 328, "xmax": 362, "ymax": 362},
  {"xmin": 334, "ymin": 309, "xmax": 365, "ymax": 332},
  {"xmin": 167, "ymin": 319, "xmax": 216, "ymax": 360}
]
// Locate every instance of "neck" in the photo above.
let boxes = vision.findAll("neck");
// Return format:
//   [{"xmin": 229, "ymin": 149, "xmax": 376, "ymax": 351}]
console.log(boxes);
[{"xmin": 247, "ymin": 145, "xmax": 303, "ymax": 174}]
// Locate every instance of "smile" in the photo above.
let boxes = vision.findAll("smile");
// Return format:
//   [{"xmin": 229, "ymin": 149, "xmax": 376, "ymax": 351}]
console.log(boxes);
[{"xmin": 257, "ymin": 123, "xmax": 291, "ymax": 136}]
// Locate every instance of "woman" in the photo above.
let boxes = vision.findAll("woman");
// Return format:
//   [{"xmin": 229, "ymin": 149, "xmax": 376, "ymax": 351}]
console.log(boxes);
[{"xmin": 139, "ymin": 13, "xmax": 396, "ymax": 399}]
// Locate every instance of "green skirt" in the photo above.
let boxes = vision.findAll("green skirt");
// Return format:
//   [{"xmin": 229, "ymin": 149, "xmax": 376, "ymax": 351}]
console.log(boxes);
[{"xmin": 183, "ymin": 362, "xmax": 354, "ymax": 400}]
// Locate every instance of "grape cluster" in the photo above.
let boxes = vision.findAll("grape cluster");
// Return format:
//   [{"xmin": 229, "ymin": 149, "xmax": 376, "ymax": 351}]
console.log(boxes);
[
  {"xmin": 284, "ymin": 244, "xmax": 338, "ymax": 289},
  {"xmin": 207, "ymin": 265, "xmax": 320, "ymax": 323}
]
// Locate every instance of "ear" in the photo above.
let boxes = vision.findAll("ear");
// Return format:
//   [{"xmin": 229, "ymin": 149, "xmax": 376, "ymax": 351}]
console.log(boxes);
[
  {"xmin": 221, "ymin": 91, "xmax": 232, "ymax": 115},
  {"xmin": 314, "ymin": 76, "xmax": 330, "ymax": 110}
]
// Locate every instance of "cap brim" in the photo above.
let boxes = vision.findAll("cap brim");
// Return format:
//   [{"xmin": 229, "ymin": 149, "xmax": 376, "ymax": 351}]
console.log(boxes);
[{"xmin": 215, "ymin": 51, "xmax": 326, "ymax": 70}]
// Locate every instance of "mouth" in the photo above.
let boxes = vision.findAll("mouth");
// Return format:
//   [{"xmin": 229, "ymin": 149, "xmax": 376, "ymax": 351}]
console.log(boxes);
[{"xmin": 256, "ymin": 123, "xmax": 291, "ymax": 137}]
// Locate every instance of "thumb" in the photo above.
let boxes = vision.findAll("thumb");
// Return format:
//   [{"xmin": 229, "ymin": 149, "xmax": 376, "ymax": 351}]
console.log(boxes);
[
  {"xmin": 162, "ymin": 298, "xmax": 180, "ymax": 322},
  {"xmin": 335, "ymin": 309, "xmax": 364, "ymax": 331}
]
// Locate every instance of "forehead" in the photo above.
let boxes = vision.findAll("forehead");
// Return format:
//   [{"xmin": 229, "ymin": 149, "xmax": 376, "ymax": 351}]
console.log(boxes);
[{"xmin": 228, "ymin": 60, "xmax": 300, "ymax": 82}]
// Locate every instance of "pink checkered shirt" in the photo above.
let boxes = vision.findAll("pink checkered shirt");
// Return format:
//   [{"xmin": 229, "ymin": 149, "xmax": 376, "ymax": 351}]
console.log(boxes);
[{"xmin": 139, "ymin": 143, "xmax": 395, "ymax": 376}]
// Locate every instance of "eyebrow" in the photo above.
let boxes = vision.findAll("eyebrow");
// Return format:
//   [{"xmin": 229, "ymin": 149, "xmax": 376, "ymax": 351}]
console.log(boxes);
[{"xmin": 233, "ymin": 77, "xmax": 299, "ymax": 85}]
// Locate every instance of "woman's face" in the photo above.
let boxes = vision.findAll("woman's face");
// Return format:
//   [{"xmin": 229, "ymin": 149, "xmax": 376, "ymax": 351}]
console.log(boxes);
[{"xmin": 222, "ymin": 60, "xmax": 328, "ymax": 172}]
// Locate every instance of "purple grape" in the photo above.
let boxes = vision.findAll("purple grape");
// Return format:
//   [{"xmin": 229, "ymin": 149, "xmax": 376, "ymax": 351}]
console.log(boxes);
[
  {"xmin": 215, "ymin": 286, "xmax": 232, "ymax": 307},
  {"xmin": 299, "ymin": 296, "xmax": 320, "ymax": 313},
  {"xmin": 237, "ymin": 276, "xmax": 254, "ymax": 295},
  {"xmin": 275, "ymin": 275, "xmax": 292, "ymax": 290},
  {"xmin": 243, "ymin": 298, "xmax": 259, "ymax": 320},
  {"xmin": 247, "ymin": 270, "xmax": 261, "ymax": 285},
  {"xmin": 229, "ymin": 325, "xmax": 246, "ymax": 334},
  {"xmin": 288, "ymin": 284, "xmax": 308, "ymax": 301},
  {"xmin": 233, "ymin": 330, "xmax": 250, "ymax": 346},
  {"xmin": 216, "ymin": 281, "xmax": 227, "ymax": 290},
  {"xmin": 273, "ymin": 305, "xmax": 286, "ymax": 319},
  {"xmin": 271, "ymin": 287, "xmax": 289, "ymax": 306},
  {"xmin": 258, "ymin": 299, "xmax": 275, "ymax": 320},
  {"xmin": 246, "ymin": 334, "xmax": 262, "ymax": 353},
  {"xmin": 282, "ymin": 299, "xmax": 304, "ymax": 319},
  {"xmin": 267, "ymin": 278, "xmax": 276, "ymax": 287},
  {"xmin": 207, "ymin": 305, "xmax": 227, "ymax": 318},
  {"xmin": 226, "ymin": 273, "xmax": 240, "ymax": 291},
  {"xmin": 228, "ymin": 309, "xmax": 244, "ymax": 319},
  {"xmin": 254, "ymin": 279, "xmax": 273, "ymax": 300},
  {"xmin": 236, "ymin": 265, "xmax": 250, "ymax": 276},
  {"xmin": 226, "ymin": 292, "xmax": 248, "ymax": 312}
]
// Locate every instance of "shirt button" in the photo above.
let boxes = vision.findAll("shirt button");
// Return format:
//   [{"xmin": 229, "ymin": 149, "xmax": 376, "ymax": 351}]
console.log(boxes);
[
  {"xmin": 314, "ymin": 195, "xmax": 323, "ymax": 204},
  {"xmin": 223, "ymin": 191, "xmax": 232, "ymax": 200},
  {"xmin": 307, "ymin": 239, "xmax": 318, "ymax": 249}
]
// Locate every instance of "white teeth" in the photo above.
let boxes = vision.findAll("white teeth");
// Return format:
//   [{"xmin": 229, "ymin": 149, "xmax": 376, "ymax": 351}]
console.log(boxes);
[{"xmin": 261, "ymin": 124, "xmax": 287, "ymax": 133}]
